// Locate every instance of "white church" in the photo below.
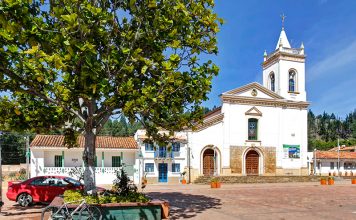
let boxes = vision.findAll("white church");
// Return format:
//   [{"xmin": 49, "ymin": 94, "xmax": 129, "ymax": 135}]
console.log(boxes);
[{"xmin": 186, "ymin": 26, "xmax": 309, "ymax": 178}]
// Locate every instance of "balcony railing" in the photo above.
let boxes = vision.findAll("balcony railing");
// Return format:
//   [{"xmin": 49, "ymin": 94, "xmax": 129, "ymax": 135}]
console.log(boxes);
[
  {"xmin": 266, "ymin": 47, "xmax": 304, "ymax": 60},
  {"xmin": 154, "ymin": 150, "xmax": 174, "ymax": 159},
  {"xmin": 43, "ymin": 166, "xmax": 135, "ymax": 176}
]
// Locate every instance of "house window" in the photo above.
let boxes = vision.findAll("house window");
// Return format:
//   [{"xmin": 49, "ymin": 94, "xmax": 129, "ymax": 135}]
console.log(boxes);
[
  {"xmin": 344, "ymin": 162, "xmax": 354, "ymax": 170},
  {"xmin": 54, "ymin": 155, "xmax": 63, "ymax": 167},
  {"xmin": 248, "ymin": 118, "xmax": 258, "ymax": 140},
  {"xmin": 269, "ymin": 72, "xmax": 275, "ymax": 92},
  {"xmin": 145, "ymin": 143, "xmax": 154, "ymax": 151},
  {"xmin": 172, "ymin": 163, "xmax": 180, "ymax": 173},
  {"xmin": 112, "ymin": 156, "xmax": 121, "ymax": 167},
  {"xmin": 145, "ymin": 163, "xmax": 154, "ymax": 172},
  {"xmin": 288, "ymin": 70, "xmax": 296, "ymax": 92},
  {"xmin": 172, "ymin": 142, "xmax": 180, "ymax": 152},
  {"xmin": 330, "ymin": 162, "xmax": 334, "ymax": 170}
]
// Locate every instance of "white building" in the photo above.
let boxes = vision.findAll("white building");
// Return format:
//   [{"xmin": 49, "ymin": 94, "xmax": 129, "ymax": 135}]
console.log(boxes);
[
  {"xmin": 308, "ymin": 149, "xmax": 356, "ymax": 176},
  {"xmin": 134, "ymin": 130, "xmax": 187, "ymax": 184},
  {"xmin": 187, "ymin": 26, "xmax": 309, "ymax": 179},
  {"xmin": 30, "ymin": 135, "xmax": 139, "ymax": 184}
]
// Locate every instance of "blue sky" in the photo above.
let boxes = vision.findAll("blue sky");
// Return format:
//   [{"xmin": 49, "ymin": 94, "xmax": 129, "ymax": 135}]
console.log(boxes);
[{"xmin": 203, "ymin": 0, "xmax": 356, "ymax": 118}]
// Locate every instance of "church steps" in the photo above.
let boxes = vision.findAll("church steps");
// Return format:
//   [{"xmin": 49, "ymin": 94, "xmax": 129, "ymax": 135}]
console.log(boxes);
[{"xmin": 193, "ymin": 175, "xmax": 321, "ymax": 184}]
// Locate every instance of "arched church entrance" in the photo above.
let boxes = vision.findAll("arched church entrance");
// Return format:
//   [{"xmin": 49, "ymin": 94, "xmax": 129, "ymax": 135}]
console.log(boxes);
[
  {"xmin": 245, "ymin": 150, "xmax": 259, "ymax": 175},
  {"xmin": 203, "ymin": 149, "xmax": 215, "ymax": 176}
]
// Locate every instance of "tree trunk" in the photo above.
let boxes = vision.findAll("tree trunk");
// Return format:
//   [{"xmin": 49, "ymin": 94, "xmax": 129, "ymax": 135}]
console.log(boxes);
[{"xmin": 83, "ymin": 130, "xmax": 96, "ymax": 193}]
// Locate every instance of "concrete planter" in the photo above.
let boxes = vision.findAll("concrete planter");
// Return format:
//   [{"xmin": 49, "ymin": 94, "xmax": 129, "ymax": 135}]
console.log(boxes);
[
  {"xmin": 97, "ymin": 200, "xmax": 169, "ymax": 220},
  {"xmin": 49, "ymin": 197, "xmax": 169, "ymax": 220}
]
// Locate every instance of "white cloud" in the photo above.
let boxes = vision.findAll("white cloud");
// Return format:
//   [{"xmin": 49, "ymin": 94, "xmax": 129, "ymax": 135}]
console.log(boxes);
[{"xmin": 307, "ymin": 39, "xmax": 356, "ymax": 82}]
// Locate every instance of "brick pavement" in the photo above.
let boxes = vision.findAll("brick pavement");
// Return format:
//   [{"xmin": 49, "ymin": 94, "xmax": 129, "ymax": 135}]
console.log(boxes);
[
  {"xmin": 1, "ymin": 181, "xmax": 356, "ymax": 219},
  {"xmin": 145, "ymin": 181, "xmax": 356, "ymax": 220}
]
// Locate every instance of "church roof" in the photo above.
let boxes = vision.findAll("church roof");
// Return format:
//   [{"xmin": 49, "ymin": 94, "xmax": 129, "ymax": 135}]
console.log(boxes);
[
  {"xmin": 222, "ymin": 82, "xmax": 285, "ymax": 99},
  {"xmin": 275, "ymin": 28, "xmax": 291, "ymax": 50}
]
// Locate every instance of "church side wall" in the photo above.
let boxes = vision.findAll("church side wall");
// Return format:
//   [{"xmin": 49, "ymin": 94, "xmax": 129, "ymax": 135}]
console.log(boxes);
[{"xmin": 189, "ymin": 122, "xmax": 224, "ymax": 176}]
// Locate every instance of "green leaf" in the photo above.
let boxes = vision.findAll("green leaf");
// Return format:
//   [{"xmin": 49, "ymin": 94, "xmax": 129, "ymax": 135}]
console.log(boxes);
[
  {"xmin": 148, "ymin": 0, "xmax": 157, "ymax": 8},
  {"xmin": 169, "ymin": 54, "xmax": 180, "ymax": 62},
  {"xmin": 141, "ymin": 65, "xmax": 148, "ymax": 74}
]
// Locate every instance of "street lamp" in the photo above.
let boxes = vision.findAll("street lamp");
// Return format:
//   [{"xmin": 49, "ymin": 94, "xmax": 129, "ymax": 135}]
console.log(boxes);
[
  {"xmin": 213, "ymin": 146, "xmax": 217, "ymax": 176},
  {"xmin": 313, "ymin": 148, "xmax": 316, "ymax": 175},
  {"xmin": 138, "ymin": 150, "xmax": 143, "ymax": 185}
]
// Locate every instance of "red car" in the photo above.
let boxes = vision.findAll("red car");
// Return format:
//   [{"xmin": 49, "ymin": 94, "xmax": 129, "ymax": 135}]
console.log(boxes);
[{"xmin": 7, "ymin": 176, "xmax": 84, "ymax": 207}]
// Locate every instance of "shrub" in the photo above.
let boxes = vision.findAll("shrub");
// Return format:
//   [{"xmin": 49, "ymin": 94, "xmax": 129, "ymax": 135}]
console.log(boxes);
[
  {"xmin": 63, "ymin": 169, "xmax": 149, "ymax": 204},
  {"xmin": 8, "ymin": 172, "xmax": 16, "ymax": 180},
  {"xmin": 63, "ymin": 190, "xmax": 149, "ymax": 204},
  {"xmin": 19, "ymin": 168, "xmax": 26, "ymax": 175},
  {"xmin": 112, "ymin": 168, "xmax": 137, "ymax": 196},
  {"xmin": 211, "ymin": 177, "xmax": 220, "ymax": 183}
]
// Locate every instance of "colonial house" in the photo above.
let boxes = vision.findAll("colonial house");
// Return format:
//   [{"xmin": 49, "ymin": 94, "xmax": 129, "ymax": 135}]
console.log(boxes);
[
  {"xmin": 308, "ymin": 150, "xmax": 356, "ymax": 176},
  {"xmin": 187, "ymin": 26, "xmax": 309, "ymax": 180},
  {"xmin": 30, "ymin": 135, "xmax": 139, "ymax": 184},
  {"xmin": 134, "ymin": 130, "xmax": 187, "ymax": 184}
]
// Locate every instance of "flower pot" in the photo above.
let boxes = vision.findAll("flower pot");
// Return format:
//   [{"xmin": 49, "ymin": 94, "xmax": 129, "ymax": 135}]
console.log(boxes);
[
  {"xmin": 352, "ymin": 179, "xmax": 356, "ymax": 184},
  {"xmin": 215, "ymin": 182, "xmax": 221, "ymax": 188},
  {"xmin": 320, "ymin": 179, "xmax": 327, "ymax": 185},
  {"xmin": 181, "ymin": 179, "xmax": 187, "ymax": 184},
  {"xmin": 211, "ymin": 182, "xmax": 217, "ymax": 188},
  {"xmin": 328, "ymin": 179, "xmax": 334, "ymax": 185}
]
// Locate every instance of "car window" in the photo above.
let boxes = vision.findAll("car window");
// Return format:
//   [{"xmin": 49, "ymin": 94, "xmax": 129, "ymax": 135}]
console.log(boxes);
[
  {"xmin": 64, "ymin": 177, "xmax": 81, "ymax": 187},
  {"xmin": 53, "ymin": 178, "xmax": 69, "ymax": 186},
  {"xmin": 30, "ymin": 177, "xmax": 49, "ymax": 186}
]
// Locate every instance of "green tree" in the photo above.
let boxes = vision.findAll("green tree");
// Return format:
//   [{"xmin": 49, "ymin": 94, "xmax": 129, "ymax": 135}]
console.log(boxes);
[{"xmin": 0, "ymin": 0, "xmax": 222, "ymax": 191}]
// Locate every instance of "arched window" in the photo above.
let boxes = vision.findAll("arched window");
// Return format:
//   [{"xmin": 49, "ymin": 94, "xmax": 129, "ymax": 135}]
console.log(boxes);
[
  {"xmin": 248, "ymin": 118, "xmax": 258, "ymax": 140},
  {"xmin": 289, "ymin": 70, "xmax": 296, "ymax": 92},
  {"xmin": 269, "ymin": 73, "xmax": 275, "ymax": 92}
]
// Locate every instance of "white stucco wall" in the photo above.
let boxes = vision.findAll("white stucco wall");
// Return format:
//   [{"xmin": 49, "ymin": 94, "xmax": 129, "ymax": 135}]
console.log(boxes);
[
  {"xmin": 30, "ymin": 148, "xmax": 138, "ymax": 184},
  {"xmin": 189, "ymin": 98, "xmax": 308, "ymax": 174},
  {"xmin": 188, "ymin": 122, "xmax": 224, "ymax": 175},
  {"xmin": 134, "ymin": 129, "xmax": 188, "ymax": 182}
]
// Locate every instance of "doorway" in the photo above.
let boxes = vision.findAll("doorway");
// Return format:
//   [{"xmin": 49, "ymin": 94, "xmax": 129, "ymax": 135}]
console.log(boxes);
[{"xmin": 245, "ymin": 150, "xmax": 259, "ymax": 175}]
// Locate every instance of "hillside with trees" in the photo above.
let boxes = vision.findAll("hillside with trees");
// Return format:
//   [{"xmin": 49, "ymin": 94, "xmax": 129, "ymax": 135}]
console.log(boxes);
[{"xmin": 308, "ymin": 109, "xmax": 356, "ymax": 150}]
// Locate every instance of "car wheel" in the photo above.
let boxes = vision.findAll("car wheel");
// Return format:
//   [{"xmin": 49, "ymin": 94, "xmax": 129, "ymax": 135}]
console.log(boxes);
[{"xmin": 17, "ymin": 193, "xmax": 33, "ymax": 207}]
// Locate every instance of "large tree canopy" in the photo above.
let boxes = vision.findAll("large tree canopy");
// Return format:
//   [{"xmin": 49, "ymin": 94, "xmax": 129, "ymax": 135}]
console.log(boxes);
[{"xmin": 0, "ymin": 0, "xmax": 222, "ymax": 191}]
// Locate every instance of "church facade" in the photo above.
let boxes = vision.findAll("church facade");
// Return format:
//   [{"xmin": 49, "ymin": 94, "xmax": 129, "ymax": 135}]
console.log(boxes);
[{"xmin": 188, "ymin": 27, "xmax": 309, "ymax": 179}]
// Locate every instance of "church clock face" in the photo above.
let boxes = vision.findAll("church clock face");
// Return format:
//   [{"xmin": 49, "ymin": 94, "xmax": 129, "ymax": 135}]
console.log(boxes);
[{"xmin": 251, "ymin": 89, "xmax": 257, "ymax": 97}]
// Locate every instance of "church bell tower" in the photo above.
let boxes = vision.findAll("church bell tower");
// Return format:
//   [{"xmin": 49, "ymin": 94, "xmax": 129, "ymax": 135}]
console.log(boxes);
[{"xmin": 262, "ymin": 16, "xmax": 306, "ymax": 102}]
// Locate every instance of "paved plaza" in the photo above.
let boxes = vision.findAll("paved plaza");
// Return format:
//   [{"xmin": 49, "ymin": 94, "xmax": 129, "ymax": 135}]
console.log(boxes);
[{"xmin": 1, "ymin": 181, "xmax": 356, "ymax": 219}]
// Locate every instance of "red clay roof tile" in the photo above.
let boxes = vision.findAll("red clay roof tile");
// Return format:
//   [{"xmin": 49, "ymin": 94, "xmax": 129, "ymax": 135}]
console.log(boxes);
[{"xmin": 30, "ymin": 135, "xmax": 138, "ymax": 149}]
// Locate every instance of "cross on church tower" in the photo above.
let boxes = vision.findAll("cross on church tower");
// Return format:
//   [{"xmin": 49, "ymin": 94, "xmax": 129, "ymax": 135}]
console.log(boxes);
[{"xmin": 281, "ymin": 14, "xmax": 286, "ymax": 29}]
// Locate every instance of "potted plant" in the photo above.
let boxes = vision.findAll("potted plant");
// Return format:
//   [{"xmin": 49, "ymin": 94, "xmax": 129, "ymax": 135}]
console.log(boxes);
[
  {"xmin": 328, "ymin": 176, "xmax": 334, "ymax": 185},
  {"xmin": 320, "ymin": 177, "xmax": 327, "ymax": 185},
  {"xmin": 352, "ymin": 179, "xmax": 356, "ymax": 184},
  {"xmin": 180, "ymin": 171, "xmax": 187, "ymax": 184},
  {"xmin": 210, "ymin": 177, "xmax": 221, "ymax": 188}
]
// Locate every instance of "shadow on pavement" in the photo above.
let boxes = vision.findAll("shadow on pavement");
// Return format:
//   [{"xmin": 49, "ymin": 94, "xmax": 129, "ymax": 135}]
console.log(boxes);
[
  {"xmin": 147, "ymin": 192, "xmax": 222, "ymax": 219},
  {"xmin": 1, "ymin": 203, "xmax": 45, "ymax": 217}
]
